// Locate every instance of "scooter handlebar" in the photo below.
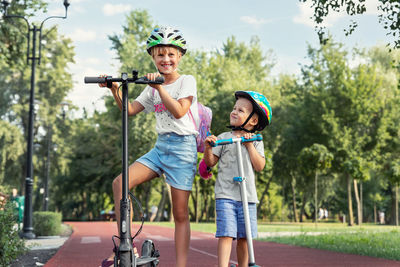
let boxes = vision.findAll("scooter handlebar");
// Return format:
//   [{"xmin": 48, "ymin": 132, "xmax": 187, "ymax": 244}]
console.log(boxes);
[
  {"xmin": 135, "ymin": 76, "xmax": 164, "ymax": 84},
  {"xmin": 83, "ymin": 75, "xmax": 164, "ymax": 84},
  {"xmin": 84, "ymin": 76, "xmax": 106, "ymax": 83},
  {"xmin": 211, "ymin": 134, "xmax": 263, "ymax": 147}
]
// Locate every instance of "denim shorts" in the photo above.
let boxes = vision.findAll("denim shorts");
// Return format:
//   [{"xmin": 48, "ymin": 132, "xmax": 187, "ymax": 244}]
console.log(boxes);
[
  {"xmin": 137, "ymin": 133, "xmax": 197, "ymax": 191},
  {"xmin": 215, "ymin": 198, "xmax": 258, "ymax": 239}
]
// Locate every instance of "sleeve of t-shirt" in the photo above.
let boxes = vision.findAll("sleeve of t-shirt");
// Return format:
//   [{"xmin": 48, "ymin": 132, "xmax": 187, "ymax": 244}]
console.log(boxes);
[
  {"xmin": 254, "ymin": 140, "xmax": 265, "ymax": 158},
  {"xmin": 211, "ymin": 132, "xmax": 227, "ymax": 158},
  {"xmin": 178, "ymin": 75, "xmax": 197, "ymax": 101},
  {"xmin": 135, "ymin": 85, "xmax": 154, "ymax": 113}
]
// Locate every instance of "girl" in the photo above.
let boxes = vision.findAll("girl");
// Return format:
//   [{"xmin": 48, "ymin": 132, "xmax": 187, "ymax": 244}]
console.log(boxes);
[{"xmin": 101, "ymin": 26, "xmax": 198, "ymax": 267}]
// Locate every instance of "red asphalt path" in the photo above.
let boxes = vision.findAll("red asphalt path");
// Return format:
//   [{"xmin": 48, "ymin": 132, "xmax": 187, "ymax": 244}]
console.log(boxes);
[{"xmin": 45, "ymin": 221, "xmax": 400, "ymax": 267}]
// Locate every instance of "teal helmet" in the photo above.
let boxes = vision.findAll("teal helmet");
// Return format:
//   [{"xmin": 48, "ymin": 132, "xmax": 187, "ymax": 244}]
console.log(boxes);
[
  {"xmin": 235, "ymin": 91, "xmax": 272, "ymax": 131},
  {"xmin": 146, "ymin": 26, "xmax": 187, "ymax": 55}
]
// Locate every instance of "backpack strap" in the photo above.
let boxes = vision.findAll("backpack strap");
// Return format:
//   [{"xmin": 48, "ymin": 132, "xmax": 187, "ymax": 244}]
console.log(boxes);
[{"xmin": 188, "ymin": 108, "xmax": 198, "ymax": 131}]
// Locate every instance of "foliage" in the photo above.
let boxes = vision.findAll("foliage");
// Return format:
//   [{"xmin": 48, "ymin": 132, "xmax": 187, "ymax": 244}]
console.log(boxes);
[
  {"xmin": 1, "ymin": 6, "xmax": 400, "ymax": 226},
  {"xmin": 0, "ymin": 201, "xmax": 26, "ymax": 266},
  {"xmin": 33, "ymin": 211, "xmax": 62, "ymax": 236},
  {"xmin": 0, "ymin": 120, "xmax": 24, "ymax": 186},
  {"xmin": 298, "ymin": 144, "xmax": 333, "ymax": 176},
  {"xmin": 300, "ymin": 0, "xmax": 400, "ymax": 49}
]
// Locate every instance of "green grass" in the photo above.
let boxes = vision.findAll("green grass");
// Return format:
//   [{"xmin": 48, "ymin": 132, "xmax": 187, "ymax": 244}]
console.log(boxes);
[
  {"xmin": 145, "ymin": 221, "xmax": 400, "ymax": 260},
  {"xmin": 262, "ymin": 229, "xmax": 400, "ymax": 261},
  {"xmin": 256, "ymin": 222, "xmax": 398, "ymax": 233},
  {"xmin": 146, "ymin": 221, "xmax": 216, "ymax": 233}
]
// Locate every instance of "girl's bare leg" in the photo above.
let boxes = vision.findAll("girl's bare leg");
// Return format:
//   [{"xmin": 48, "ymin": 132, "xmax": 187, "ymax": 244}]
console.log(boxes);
[
  {"xmin": 236, "ymin": 238, "xmax": 248, "ymax": 267},
  {"xmin": 171, "ymin": 187, "xmax": 191, "ymax": 267},
  {"xmin": 218, "ymin": 237, "xmax": 233, "ymax": 267}
]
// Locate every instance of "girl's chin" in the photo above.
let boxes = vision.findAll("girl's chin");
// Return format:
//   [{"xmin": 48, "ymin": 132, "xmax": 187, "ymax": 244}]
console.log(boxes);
[{"xmin": 159, "ymin": 69, "xmax": 173, "ymax": 74}]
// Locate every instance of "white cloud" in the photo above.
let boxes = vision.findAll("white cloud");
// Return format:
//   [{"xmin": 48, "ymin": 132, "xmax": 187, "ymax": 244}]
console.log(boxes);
[
  {"xmin": 365, "ymin": 0, "xmax": 380, "ymax": 15},
  {"xmin": 66, "ymin": 28, "xmax": 97, "ymax": 42},
  {"xmin": 102, "ymin": 3, "xmax": 132, "ymax": 16},
  {"xmin": 240, "ymin": 16, "xmax": 272, "ymax": 26}
]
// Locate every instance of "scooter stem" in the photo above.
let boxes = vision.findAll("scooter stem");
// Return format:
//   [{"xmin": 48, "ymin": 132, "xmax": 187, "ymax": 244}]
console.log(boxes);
[
  {"xmin": 119, "ymin": 73, "xmax": 133, "ymax": 258},
  {"xmin": 235, "ymin": 141, "xmax": 256, "ymax": 266}
]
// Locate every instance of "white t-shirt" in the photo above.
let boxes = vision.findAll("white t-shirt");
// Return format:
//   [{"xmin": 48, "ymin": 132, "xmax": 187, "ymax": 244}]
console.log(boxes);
[{"xmin": 135, "ymin": 75, "xmax": 199, "ymax": 135}]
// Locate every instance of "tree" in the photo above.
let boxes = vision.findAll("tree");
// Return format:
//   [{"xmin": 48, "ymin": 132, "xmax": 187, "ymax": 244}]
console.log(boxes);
[
  {"xmin": 300, "ymin": 0, "xmax": 400, "ymax": 49},
  {"xmin": 298, "ymin": 144, "xmax": 333, "ymax": 223},
  {"xmin": 0, "ymin": 1, "xmax": 74, "ymax": 198},
  {"xmin": 0, "ymin": 121, "xmax": 24, "ymax": 186}
]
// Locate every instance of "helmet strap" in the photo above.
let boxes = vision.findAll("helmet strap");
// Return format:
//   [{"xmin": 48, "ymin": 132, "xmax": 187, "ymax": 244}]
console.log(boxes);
[{"xmin": 227, "ymin": 110, "xmax": 256, "ymax": 133}]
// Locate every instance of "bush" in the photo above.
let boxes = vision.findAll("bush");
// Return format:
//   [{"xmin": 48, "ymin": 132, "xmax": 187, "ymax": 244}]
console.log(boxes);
[
  {"xmin": 0, "ymin": 202, "xmax": 26, "ymax": 266},
  {"xmin": 33, "ymin": 211, "xmax": 62, "ymax": 236}
]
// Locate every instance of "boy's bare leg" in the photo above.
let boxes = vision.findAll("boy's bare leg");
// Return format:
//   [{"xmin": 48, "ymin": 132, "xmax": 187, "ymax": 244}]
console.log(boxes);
[
  {"xmin": 171, "ymin": 187, "xmax": 191, "ymax": 267},
  {"xmin": 218, "ymin": 237, "xmax": 233, "ymax": 267},
  {"xmin": 236, "ymin": 238, "xmax": 249, "ymax": 267}
]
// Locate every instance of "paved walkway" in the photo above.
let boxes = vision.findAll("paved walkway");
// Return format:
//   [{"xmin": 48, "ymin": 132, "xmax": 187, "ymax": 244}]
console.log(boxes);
[{"xmin": 41, "ymin": 221, "xmax": 400, "ymax": 267}]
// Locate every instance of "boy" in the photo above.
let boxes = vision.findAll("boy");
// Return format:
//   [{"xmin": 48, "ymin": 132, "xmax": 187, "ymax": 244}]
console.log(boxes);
[{"xmin": 203, "ymin": 91, "xmax": 272, "ymax": 267}]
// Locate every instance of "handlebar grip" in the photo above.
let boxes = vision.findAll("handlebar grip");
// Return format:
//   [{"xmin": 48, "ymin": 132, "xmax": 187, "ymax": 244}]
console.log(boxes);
[
  {"xmin": 135, "ymin": 76, "xmax": 165, "ymax": 84},
  {"xmin": 244, "ymin": 134, "xmax": 263, "ymax": 142},
  {"xmin": 84, "ymin": 77, "xmax": 106, "ymax": 84},
  {"xmin": 211, "ymin": 134, "xmax": 263, "ymax": 147}
]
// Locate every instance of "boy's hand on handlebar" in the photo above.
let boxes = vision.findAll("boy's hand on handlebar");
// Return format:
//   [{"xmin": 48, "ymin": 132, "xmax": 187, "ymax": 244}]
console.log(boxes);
[
  {"xmin": 204, "ymin": 135, "xmax": 217, "ymax": 149},
  {"xmin": 145, "ymin": 72, "xmax": 163, "ymax": 90},
  {"xmin": 238, "ymin": 133, "xmax": 255, "ymax": 148}
]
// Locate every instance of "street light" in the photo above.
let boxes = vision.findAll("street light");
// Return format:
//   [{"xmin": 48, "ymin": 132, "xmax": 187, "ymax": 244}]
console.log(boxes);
[{"xmin": 1, "ymin": 0, "xmax": 70, "ymax": 239}]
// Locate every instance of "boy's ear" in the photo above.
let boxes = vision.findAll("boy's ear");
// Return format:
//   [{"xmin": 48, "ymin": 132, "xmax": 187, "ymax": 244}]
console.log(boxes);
[{"xmin": 250, "ymin": 116, "xmax": 258, "ymax": 127}]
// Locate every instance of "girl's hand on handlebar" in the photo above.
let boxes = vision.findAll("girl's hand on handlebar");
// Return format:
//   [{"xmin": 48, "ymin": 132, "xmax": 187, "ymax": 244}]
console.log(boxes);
[
  {"xmin": 145, "ymin": 72, "xmax": 163, "ymax": 90},
  {"xmin": 204, "ymin": 135, "xmax": 217, "ymax": 149},
  {"xmin": 98, "ymin": 74, "xmax": 118, "ymax": 91}
]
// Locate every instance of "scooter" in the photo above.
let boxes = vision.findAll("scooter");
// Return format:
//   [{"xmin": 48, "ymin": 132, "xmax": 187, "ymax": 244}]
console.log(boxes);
[
  {"xmin": 85, "ymin": 71, "xmax": 161, "ymax": 267},
  {"xmin": 212, "ymin": 134, "xmax": 262, "ymax": 267}
]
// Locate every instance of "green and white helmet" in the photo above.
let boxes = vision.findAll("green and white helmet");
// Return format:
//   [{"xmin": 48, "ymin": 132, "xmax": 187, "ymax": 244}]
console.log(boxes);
[{"xmin": 146, "ymin": 26, "xmax": 187, "ymax": 55}]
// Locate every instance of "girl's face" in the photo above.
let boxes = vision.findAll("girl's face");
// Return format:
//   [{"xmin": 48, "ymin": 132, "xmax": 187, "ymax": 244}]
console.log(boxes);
[
  {"xmin": 230, "ymin": 97, "xmax": 258, "ymax": 130},
  {"xmin": 152, "ymin": 46, "xmax": 182, "ymax": 75}
]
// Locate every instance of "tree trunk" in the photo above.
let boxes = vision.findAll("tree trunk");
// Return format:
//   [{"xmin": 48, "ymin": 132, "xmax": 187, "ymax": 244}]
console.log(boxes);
[
  {"xmin": 315, "ymin": 171, "xmax": 318, "ymax": 224},
  {"xmin": 155, "ymin": 183, "xmax": 168, "ymax": 221},
  {"xmin": 291, "ymin": 177, "xmax": 298, "ymax": 222},
  {"xmin": 144, "ymin": 183, "xmax": 151, "ymax": 221},
  {"xmin": 373, "ymin": 203, "xmax": 377, "ymax": 224},
  {"xmin": 347, "ymin": 174, "xmax": 354, "ymax": 226},
  {"xmin": 396, "ymin": 184, "xmax": 399, "ymax": 226},
  {"xmin": 300, "ymin": 194, "xmax": 307, "ymax": 222},
  {"xmin": 360, "ymin": 181, "xmax": 363, "ymax": 223},
  {"xmin": 195, "ymin": 179, "xmax": 199, "ymax": 223},
  {"xmin": 392, "ymin": 184, "xmax": 399, "ymax": 226},
  {"xmin": 257, "ymin": 175, "xmax": 273, "ymax": 218},
  {"xmin": 353, "ymin": 179, "xmax": 362, "ymax": 226}
]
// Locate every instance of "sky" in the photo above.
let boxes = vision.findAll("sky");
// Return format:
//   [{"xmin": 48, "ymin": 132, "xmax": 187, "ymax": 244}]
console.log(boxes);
[{"xmin": 37, "ymin": 0, "xmax": 390, "ymax": 117}]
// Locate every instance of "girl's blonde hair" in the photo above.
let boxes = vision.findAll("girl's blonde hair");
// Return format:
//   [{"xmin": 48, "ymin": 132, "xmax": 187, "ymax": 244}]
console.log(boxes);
[{"xmin": 150, "ymin": 45, "xmax": 182, "ymax": 58}]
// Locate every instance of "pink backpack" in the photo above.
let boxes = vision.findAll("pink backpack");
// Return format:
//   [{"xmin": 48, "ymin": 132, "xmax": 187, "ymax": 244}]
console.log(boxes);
[{"xmin": 189, "ymin": 103, "xmax": 212, "ymax": 153}]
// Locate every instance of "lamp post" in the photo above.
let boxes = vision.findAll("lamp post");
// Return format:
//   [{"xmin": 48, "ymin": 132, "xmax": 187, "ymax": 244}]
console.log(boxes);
[{"xmin": 1, "ymin": 0, "xmax": 70, "ymax": 239}]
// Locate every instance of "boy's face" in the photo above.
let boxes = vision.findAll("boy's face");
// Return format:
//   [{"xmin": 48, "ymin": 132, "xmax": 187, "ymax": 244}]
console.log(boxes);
[
  {"xmin": 152, "ymin": 46, "xmax": 182, "ymax": 74},
  {"xmin": 230, "ymin": 97, "xmax": 258, "ymax": 130}
]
